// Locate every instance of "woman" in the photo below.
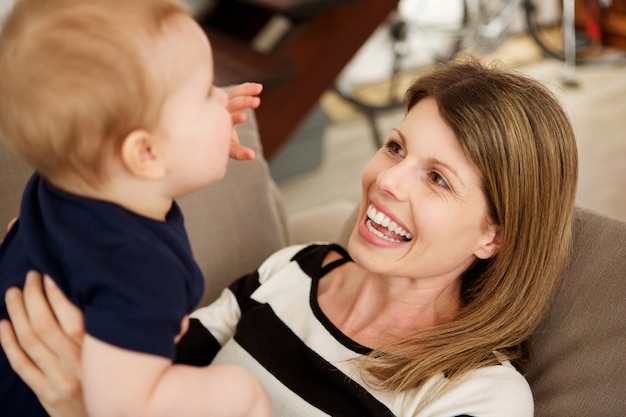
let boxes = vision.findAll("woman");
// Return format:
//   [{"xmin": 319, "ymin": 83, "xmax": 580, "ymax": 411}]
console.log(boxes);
[{"xmin": 1, "ymin": 59, "xmax": 578, "ymax": 416}]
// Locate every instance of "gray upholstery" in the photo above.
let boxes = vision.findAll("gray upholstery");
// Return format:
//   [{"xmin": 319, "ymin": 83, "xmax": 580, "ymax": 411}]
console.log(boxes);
[
  {"xmin": 1, "ymin": 109, "xmax": 625, "ymax": 416},
  {"xmin": 526, "ymin": 207, "xmax": 626, "ymax": 416},
  {"xmin": 0, "ymin": 133, "xmax": 31, "ymax": 236}
]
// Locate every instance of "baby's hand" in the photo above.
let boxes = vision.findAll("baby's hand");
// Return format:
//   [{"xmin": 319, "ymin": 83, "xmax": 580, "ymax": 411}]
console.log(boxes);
[{"xmin": 227, "ymin": 82, "xmax": 263, "ymax": 161}]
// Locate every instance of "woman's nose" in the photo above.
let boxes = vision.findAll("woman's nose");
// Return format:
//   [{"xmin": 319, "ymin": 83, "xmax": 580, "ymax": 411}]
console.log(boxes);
[{"xmin": 376, "ymin": 161, "xmax": 411, "ymax": 201}]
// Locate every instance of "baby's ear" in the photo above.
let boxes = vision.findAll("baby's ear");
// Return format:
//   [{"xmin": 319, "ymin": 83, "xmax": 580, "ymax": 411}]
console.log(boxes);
[{"xmin": 120, "ymin": 130, "xmax": 165, "ymax": 179}]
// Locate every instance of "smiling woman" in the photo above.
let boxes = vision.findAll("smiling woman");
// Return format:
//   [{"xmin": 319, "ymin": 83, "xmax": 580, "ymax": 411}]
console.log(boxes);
[
  {"xmin": 2, "ymin": 57, "xmax": 578, "ymax": 417},
  {"xmin": 349, "ymin": 59, "xmax": 578, "ymax": 403}
]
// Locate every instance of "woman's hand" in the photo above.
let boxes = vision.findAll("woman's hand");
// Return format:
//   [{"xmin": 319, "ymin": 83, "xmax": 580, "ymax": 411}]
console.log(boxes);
[
  {"xmin": 0, "ymin": 271, "xmax": 87, "ymax": 417},
  {"xmin": 7, "ymin": 217, "xmax": 17, "ymax": 232},
  {"xmin": 226, "ymin": 82, "xmax": 263, "ymax": 161}
]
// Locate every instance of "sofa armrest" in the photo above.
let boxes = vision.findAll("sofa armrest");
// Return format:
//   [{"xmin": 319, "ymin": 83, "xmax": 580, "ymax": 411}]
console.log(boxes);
[
  {"xmin": 287, "ymin": 198, "xmax": 356, "ymax": 246},
  {"xmin": 527, "ymin": 207, "xmax": 626, "ymax": 416}
]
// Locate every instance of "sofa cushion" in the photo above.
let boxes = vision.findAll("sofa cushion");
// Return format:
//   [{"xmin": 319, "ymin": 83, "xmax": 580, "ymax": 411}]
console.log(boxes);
[
  {"xmin": 526, "ymin": 207, "xmax": 626, "ymax": 416},
  {"xmin": 0, "ymin": 137, "xmax": 31, "ymax": 237}
]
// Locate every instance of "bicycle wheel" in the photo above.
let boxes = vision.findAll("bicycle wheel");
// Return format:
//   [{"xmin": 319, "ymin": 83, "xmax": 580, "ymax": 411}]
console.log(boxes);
[
  {"xmin": 525, "ymin": 0, "xmax": 626, "ymax": 63},
  {"xmin": 335, "ymin": 0, "xmax": 467, "ymax": 114},
  {"xmin": 463, "ymin": 0, "xmax": 526, "ymax": 54}
]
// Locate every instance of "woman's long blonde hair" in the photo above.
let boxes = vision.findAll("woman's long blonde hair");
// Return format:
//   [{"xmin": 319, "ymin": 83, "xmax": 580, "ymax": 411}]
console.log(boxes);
[{"xmin": 361, "ymin": 59, "xmax": 578, "ymax": 398}]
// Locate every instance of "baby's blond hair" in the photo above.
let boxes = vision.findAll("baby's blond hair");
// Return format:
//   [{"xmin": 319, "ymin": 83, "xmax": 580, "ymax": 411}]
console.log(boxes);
[{"xmin": 0, "ymin": 0, "xmax": 186, "ymax": 186}]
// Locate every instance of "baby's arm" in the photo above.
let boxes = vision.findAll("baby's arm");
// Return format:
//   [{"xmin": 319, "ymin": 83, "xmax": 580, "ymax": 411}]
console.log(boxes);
[
  {"xmin": 1, "ymin": 272, "xmax": 270, "ymax": 417},
  {"xmin": 83, "ymin": 336, "xmax": 270, "ymax": 417}
]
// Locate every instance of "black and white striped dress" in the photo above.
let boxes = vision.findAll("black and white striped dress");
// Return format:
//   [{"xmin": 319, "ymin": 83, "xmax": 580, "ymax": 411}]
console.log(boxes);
[{"xmin": 176, "ymin": 243, "xmax": 533, "ymax": 417}]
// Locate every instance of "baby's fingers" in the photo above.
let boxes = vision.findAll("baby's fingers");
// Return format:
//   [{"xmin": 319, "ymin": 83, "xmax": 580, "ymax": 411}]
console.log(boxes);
[
  {"xmin": 228, "ymin": 82, "xmax": 263, "ymax": 99},
  {"xmin": 227, "ymin": 82, "xmax": 263, "ymax": 114}
]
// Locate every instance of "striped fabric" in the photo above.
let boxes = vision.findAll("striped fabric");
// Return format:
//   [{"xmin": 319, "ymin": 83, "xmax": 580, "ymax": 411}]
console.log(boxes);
[{"xmin": 176, "ymin": 244, "xmax": 533, "ymax": 416}]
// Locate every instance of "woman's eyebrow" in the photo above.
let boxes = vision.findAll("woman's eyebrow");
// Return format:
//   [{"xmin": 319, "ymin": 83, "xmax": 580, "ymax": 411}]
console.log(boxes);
[{"xmin": 392, "ymin": 128, "xmax": 406, "ymax": 144}]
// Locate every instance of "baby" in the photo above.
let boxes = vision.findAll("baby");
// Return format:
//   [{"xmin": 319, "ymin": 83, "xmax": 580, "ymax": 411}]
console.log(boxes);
[{"xmin": 0, "ymin": 0, "xmax": 270, "ymax": 416}]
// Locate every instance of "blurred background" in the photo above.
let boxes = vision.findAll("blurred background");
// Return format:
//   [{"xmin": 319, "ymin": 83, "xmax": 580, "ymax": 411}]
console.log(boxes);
[
  {"xmin": 2, "ymin": 0, "xmax": 624, "ymax": 221},
  {"xmin": 272, "ymin": 0, "xmax": 626, "ymax": 222},
  {"xmin": 212, "ymin": 0, "xmax": 624, "ymax": 222}
]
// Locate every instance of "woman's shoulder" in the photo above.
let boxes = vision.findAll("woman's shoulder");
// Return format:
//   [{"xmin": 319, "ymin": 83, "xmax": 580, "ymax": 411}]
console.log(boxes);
[
  {"xmin": 256, "ymin": 244, "xmax": 311, "ymax": 275},
  {"xmin": 419, "ymin": 360, "xmax": 533, "ymax": 417},
  {"xmin": 257, "ymin": 242, "xmax": 342, "ymax": 283},
  {"xmin": 460, "ymin": 359, "xmax": 532, "ymax": 401}
]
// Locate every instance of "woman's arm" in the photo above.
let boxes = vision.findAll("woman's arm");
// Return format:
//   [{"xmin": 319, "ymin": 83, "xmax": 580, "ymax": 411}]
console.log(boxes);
[
  {"xmin": 0, "ymin": 271, "xmax": 87, "ymax": 417},
  {"xmin": 6, "ymin": 217, "xmax": 17, "ymax": 233}
]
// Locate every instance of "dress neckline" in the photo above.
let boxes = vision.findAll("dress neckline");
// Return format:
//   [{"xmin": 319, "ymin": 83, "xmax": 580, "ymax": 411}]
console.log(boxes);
[{"xmin": 307, "ymin": 244, "xmax": 372, "ymax": 354}]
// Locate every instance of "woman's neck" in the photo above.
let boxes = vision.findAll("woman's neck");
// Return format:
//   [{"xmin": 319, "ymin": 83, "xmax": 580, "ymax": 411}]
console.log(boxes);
[{"xmin": 318, "ymin": 256, "xmax": 462, "ymax": 348}]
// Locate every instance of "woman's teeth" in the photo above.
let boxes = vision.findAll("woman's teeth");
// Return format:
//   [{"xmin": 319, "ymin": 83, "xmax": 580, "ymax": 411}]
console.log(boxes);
[{"xmin": 366, "ymin": 204, "xmax": 413, "ymax": 242}]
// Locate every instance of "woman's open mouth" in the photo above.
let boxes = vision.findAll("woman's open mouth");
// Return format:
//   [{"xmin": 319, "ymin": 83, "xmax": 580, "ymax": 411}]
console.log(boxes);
[{"xmin": 366, "ymin": 204, "xmax": 413, "ymax": 243}]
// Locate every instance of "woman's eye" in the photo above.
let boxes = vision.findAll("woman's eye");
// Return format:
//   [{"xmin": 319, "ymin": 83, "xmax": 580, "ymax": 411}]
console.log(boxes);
[
  {"xmin": 428, "ymin": 171, "xmax": 449, "ymax": 189},
  {"xmin": 384, "ymin": 140, "xmax": 405, "ymax": 157}
]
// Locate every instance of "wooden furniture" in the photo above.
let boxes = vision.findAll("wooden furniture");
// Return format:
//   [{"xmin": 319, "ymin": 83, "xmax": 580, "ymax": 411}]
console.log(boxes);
[
  {"xmin": 574, "ymin": 0, "xmax": 626, "ymax": 49},
  {"xmin": 235, "ymin": 0, "xmax": 354, "ymax": 18},
  {"xmin": 201, "ymin": 0, "xmax": 399, "ymax": 160},
  {"xmin": 601, "ymin": 0, "xmax": 626, "ymax": 49}
]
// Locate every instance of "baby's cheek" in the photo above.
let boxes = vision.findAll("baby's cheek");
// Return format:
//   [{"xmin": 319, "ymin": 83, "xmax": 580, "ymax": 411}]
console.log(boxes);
[{"xmin": 174, "ymin": 315, "xmax": 190, "ymax": 344}]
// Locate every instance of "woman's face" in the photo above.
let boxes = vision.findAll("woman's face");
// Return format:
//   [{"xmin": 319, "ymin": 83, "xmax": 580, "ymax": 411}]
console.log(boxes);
[{"xmin": 348, "ymin": 97, "xmax": 500, "ymax": 282}]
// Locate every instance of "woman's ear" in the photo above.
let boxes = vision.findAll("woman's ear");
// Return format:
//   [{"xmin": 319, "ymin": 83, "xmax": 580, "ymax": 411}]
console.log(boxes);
[
  {"xmin": 474, "ymin": 224, "xmax": 502, "ymax": 260},
  {"xmin": 120, "ymin": 130, "xmax": 165, "ymax": 179}
]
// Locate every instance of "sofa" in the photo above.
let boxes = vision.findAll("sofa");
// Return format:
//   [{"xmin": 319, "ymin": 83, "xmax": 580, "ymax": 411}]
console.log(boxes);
[{"xmin": 1, "ymin": 108, "xmax": 625, "ymax": 416}]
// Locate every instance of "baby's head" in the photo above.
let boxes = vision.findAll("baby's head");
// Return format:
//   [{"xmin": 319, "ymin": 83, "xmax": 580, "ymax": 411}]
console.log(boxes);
[{"xmin": 0, "ymin": 0, "xmax": 216, "ymax": 189}]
